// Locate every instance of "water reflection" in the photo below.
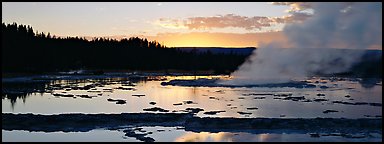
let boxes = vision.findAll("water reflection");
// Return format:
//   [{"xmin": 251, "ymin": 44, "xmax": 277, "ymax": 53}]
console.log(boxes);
[
  {"xmin": 174, "ymin": 132, "xmax": 303, "ymax": 142},
  {"xmin": 2, "ymin": 81, "xmax": 48, "ymax": 109},
  {"xmin": 2, "ymin": 75, "xmax": 382, "ymax": 118},
  {"xmin": 175, "ymin": 132, "xmax": 228, "ymax": 142}
]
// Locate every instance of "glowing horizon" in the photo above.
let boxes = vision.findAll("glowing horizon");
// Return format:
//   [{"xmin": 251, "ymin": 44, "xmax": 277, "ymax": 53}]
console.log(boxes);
[
  {"xmin": 2, "ymin": 2, "xmax": 382, "ymax": 49},
  {"xmin": 2, "ymin": 2, "xmax": 292, "ymax": 47}
]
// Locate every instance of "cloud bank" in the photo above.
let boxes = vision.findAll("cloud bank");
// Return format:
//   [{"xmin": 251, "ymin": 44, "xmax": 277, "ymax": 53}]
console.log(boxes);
[{"xmin": 156, "ymin": 13, "xmax": 311, "ymax": 31}]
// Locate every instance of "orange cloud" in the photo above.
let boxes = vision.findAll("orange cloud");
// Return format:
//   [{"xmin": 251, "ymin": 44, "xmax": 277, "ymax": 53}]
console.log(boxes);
[{"xmin": 157, "ymin": 13, "xmax": 311, "ymax": 31}]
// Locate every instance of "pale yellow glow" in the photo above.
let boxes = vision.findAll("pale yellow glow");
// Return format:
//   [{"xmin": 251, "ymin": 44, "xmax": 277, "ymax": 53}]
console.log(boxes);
[{"xmin": 146, "ymin": 31, "xmax": 289, "ymax": 47}]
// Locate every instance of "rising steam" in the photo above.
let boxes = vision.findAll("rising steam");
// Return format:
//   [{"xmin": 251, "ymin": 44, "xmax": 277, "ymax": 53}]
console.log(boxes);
[{"xmin": 221, "ymin": 2, "xmax": 382, "ymax": 85}]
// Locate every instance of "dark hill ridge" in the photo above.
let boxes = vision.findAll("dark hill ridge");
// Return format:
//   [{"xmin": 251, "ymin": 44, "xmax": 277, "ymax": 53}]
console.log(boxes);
[{"xmin": 173, "ymin": 47, "xmax": 256, "ymax": 55}]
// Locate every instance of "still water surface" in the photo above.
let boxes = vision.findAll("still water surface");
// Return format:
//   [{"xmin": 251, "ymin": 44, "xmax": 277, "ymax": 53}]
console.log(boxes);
[{"xmin": 2, "ymin": 75, "xmax": 382, "ymax": 141}]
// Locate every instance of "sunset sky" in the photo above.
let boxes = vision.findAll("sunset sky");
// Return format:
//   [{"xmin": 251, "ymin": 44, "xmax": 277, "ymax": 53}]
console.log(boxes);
[
  {"xmin": 2, "ymin": 2, "xmax": 381, "ymax": 48},
  {"xmin": 2, "ymin": 2, "xmax": 295, "ymax": 47}
]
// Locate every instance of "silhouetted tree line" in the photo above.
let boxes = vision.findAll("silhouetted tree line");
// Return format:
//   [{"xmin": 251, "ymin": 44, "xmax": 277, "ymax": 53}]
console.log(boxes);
[{"xmin": 2, "ymin": 23, "xmax": 250, "ymax": 74}]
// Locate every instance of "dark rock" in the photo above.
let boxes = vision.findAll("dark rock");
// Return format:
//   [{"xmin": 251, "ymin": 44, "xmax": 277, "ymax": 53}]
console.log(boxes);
[
  {"xmin": 143, "ymin": 107, "xmax": 169, "ymax": 112},
  {"xmin": 116, "ymin": 100, "xmax": 126, "ymax": 104},
  {"xmin": 203, "ymin": 110, "xmax": 226, "ymax": 115},
  {"xmin": 76, "ymin": 94, "xmax": 94, "ymax": 99},
  {"xmin": 149, "ymin": 102, "xmax": 156, "ymax": 105},
  {"xmin": 237, "ymin": 111, "xmax": 252, "ymax": 115},
  {"xmin": 316, "ymin": 93, "xmax": 325, "ymax": 96},
  {"xmin": 183, "ymin": 100, "xmax": 196, "ymax": 104},
  {"xmin": 246, "ymin": 107, "xmax": 258, "ymax": 110},
  {"xmin": 173, "ymin": 103, "xmax": 183, "ymax": 106},
  {"xmin": 116, "ymin": 87, "xmax": 135, "ymax": 90},
  {"xmin": 344, "ymin": 95, "xmax": 351, "ymax": 98},
  {"xmin": 323, "ymin": 110, "xmax": 339, "ymax": 114},
  {"xmin": 87, "ymin": 90, "xmax": 101, "ymax": 93},
  {"xmin": 320, "ymin": 86, "xmax": 329, "ymax": 89},
  {"xmin": 283, "ymin": 96, "xmax": 305, "ymax": 101},
  {"xmin": 253, "ymin": 97, "xmax": 266, "ymax": 99},
  {"xmin": 132, "ymin": 94, "xmax": 145, "ymax": 97},
  {"xmin": 52, "ymin": 93, "xmax": 74, "ymax": 97},
  {"xmin": 107, "ymin": 98, "xmax": 126, "ymax": 104},
  {"xmin": 314, "ymin": 99, "xmax": 328, "ymax": 102},
  {"xmin": 332, "ymin": 101, "xmax": 354, "ymax": 105}
]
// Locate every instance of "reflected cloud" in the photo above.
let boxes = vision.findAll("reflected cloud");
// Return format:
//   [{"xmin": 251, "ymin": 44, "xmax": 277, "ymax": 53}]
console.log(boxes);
[
  {"xmin": 174, "ymin": 132, "xmax": 232, "ymax": 142},
  {"xmin": 174, "ymin": 132, "xmax": 285, "ymax": 142}
]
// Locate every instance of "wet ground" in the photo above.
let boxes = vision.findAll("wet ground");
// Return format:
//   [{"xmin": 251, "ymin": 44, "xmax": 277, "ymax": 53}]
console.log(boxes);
[{"xmin": 2, "ymin": 73, "xmax": 382, "ymax": 142}]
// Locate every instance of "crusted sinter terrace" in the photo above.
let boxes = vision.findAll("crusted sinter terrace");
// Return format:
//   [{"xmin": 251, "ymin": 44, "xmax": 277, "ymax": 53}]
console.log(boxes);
[{"xmin": 3, "ymin": 113, "xmax": 381, "ymax": 133}]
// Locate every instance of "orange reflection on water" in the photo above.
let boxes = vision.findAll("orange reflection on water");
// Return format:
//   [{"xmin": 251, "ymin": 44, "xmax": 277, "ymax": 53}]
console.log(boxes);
[{"xmin": 174, "ymin": 132, "xmax": 234, "ymax": 142}]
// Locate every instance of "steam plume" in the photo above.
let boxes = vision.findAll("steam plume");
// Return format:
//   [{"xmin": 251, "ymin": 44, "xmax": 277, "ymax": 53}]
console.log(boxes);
[{"xmin": 222, "ymin": 2, "xmax": 382, "ymax": 85}]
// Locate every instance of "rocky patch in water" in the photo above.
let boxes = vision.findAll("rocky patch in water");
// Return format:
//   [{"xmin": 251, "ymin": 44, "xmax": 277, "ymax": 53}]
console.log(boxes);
[
  {"xmin": 143, "ymin": 107, "xmax": 169, "ymax": 112},
  {"xmin": 123, "ymin": 128, "xmax": 155, "ymax": 142},
  {"xmin": 173, "ymin": 103, "xmax": 183, "ymax": 106},
  {"xmin": 76, "ymin": 94, "xmax": 97, "ymax": 99},
  {"xmin": 332, "ymin": 101, "xmax": 382, "ymax": 107},
  {"xmin": 132, "ymin": 94, "xmax": 145, "ymax": 97},
  {"xmin": 238, "ymin": 111, "xmax": 252, "ymax": 115},
  {"xmin": 116, "ymin": 87, "xmax": 135, "ymax": 91},
  {"xmin": 107, "ymin": 98, "xmax": 127, "ymax": 104},
  {"xmin": 203, "ymin": 110, "xmax": 226, "ymax": 115},
  {"xmin": 52, "ymin": 93, "xmax": 74, "ymax": 98},
  {"xmin": 246, "ymin": 107, "xmax": 259, "ymax": 110},
  {"xmin": 323, "ymin": 110, "xmax": 339, "ymax": 114},
  {"xmin": 183, "ymin": 100, "xmax": 197, "ymax": 105},
  {"xmin": 160, "ymin": 79, "xmax": 317, "ymax": 88}
]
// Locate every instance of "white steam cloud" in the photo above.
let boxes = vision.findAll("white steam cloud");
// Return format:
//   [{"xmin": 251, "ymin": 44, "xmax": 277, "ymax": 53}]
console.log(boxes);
[{"xmin": 222, "ymin": 2, "xmax": 382, "ymax": 85}]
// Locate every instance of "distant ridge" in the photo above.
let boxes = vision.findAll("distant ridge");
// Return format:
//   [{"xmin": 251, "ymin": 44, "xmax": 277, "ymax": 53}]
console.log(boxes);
[{"xmin": 173, "ymin": 47, "xmax": 256, "ymax": 55}]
